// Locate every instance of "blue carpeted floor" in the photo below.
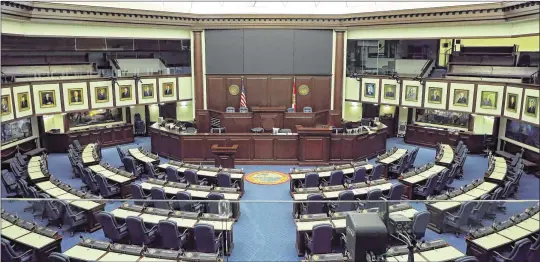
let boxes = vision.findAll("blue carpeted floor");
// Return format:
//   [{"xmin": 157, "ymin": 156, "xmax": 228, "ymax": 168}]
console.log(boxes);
[{"xmin": 2, "ymin": 137, "xmax": 538, "ymax": 261}]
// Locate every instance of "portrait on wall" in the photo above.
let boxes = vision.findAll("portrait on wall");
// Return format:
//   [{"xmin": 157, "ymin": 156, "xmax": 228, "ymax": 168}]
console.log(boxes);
[
  {"xmin": 525, "ymin": 96, "xmax": 538, "ymax": 117},
  {"xmin": 95, "ymin": 86, "xmax": 109, "ymax": 103},
  {"xmin": 364, "ymin": 83, "xmax": 376, "ymax": 98},
  {"xmin": 1, "ymin": 95, "xmax": 11, "ymax": 115},
  {"xmin": 142, "ymin": 84, "xmax": 154, "ymax": 99},
  {"xmin": 383, "ymin": 84, "xmax": 396, "ymax": 100},
  {"xmin": 68, "ymin": 88, "xmax": 84, "ymax": 105},
  {"xmin": 453, "ymin": 89, "xmax": 469, "ymax": 107},
  {"xmin": 427, "ymin": 87, "xmax": 442, "ymax": 104},
  {"xmin": 119, "ymin": 85, "xmax": 132, "ymax": 101},
  {"xmin": 17, "ymin": 92, "xmax": 30, "ymax": 112},
  {"xmin": 162, "ymin": 82, "xmax": 174, "ymax": 97},
  {"xmin": 506, "ymin": 93, "xmax": 518, "ymax": 112},
  {"xmin": 480, "ymin": 91, "xmax": 497, "ymax": 109},
  {"xmin": 405, "ymin": 85, "xmax": 418, "ymax": 102},
  {"xmin": 39, "ymin": 90, "xmax": 56, "ymax": 108}
]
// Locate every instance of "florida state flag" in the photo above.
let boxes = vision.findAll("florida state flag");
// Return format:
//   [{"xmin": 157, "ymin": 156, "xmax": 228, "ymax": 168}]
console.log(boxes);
[{"xmin": 292, "ymin": 77, "xmax": 296, "ymax": 112}]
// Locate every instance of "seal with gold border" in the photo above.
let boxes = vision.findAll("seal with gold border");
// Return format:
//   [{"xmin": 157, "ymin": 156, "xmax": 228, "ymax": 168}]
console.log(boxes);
[
  {"xmin": 229, "ymin": 85, "xmax": 240, "ymax": 96},
  {"xmin": 298, "ymin": 85, "xmax": 310, "ymax": 96}
]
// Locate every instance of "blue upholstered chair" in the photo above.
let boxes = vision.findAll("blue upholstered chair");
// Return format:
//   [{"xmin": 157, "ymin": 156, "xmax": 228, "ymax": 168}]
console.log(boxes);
[
  {"xmin": 130, "ymin": 184, "xmax": 150, "ymax": 206},
  {"xmin": 412, "ymin": 211, "xmax": 430, "ymax": 239},
  {"xmin": 305, "ymin": 224, "xmax": 333, "ymax": 255},
  {"xmin": 330, "ymin": 190, "xmax": 356, "ymax": 212},
  {"xmin": 383, "ymin": 183, "xmax": 404, "ymax": 201},
  {"xmin": 1, "ymin": 238, "xmax": 33, "ymax": 262},
  {"xmin": 158, "ymin": 220, "xmax": 189, "ymax": 250},
  {"xmin": 126, "ymin": 216, "xmax": 157, "ymax": 245},
  {"xmin": 194, "ymin": 224, "xmax": 222, "ymax": 254},
  {"xmin": 442, "ymin": 201, "xmax": 475, "ymax": 236},
  {"xmin": 346, "ymin": 167, "xmax": 366, "ymax": 184},
  {"xmin": 322, "ymin": 170, "xmax": 344, "ymax": 186},
  {"xmin": 300, "ymin": 173, "xmax": 320, "ymax": 188},
  {"xmin": 96, "ymin": 211, "xmax": 128, "ymax": 242},
  {"xmin": 493, "ymin": 238, "xmax": 532, "ymax": 262}
]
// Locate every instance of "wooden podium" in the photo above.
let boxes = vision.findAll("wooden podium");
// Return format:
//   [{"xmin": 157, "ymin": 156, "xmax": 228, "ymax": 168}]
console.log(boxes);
[
  {"xmin": 211, "ymin": 144, "xmax": 239, "ymax": 168},
  {"xmin": 295, "ymin": 125, "xmax": 332, "ymax": 165}
]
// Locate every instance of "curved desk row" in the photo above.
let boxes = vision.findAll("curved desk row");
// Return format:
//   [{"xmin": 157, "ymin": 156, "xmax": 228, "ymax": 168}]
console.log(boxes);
[
  {"xmin": 81, "ymin": 143, "xmax": 101, "ymax": 166},
  {"xmin": 88, "ymin": 163, "xmax": 137, "ymax": 198},
  {"xmin": 435, "ymin": 144, "xmax": 455, "ymax": 166},
  {"xmin": 484, "ymin": 156, "xmax": 508, "ymax": 185},
  {"xmin": 27, "ymin": 155, "xmax": 50, "ymax": 184},
  {"xmin": 149, "ymin": 123, "xmax": 387, "ymax": 165},
  {"xmin": 405, "ymin": 124, "xmax": 485, "ymax": 154},
  {"xmin": 399, "ymin": 164, "xmax": 447, "ymax": 199}
]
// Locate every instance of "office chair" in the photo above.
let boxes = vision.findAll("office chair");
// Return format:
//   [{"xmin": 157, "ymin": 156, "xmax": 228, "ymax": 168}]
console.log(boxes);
[
  {"xmin": 150, "ymin": 187, "xmax": 172, "ymax": 210},
  {"xmin": 434, "ymin": 169, "xmax": 451, "ymax": 193},
  {"xmin": 370, "ymin": 164, "xmax": 384, "ymax": 181},
  {"xmin": 1, "ymin": 238, "xmax": 34, "ymax": 262},
  {"xmin": 322, "ymin": 170, "xmax": 344, "ymax": 186},
  {"xmin": 44, "ymin": 201, "xmax": 64, "ymax": 228},
  {"xmin": 47, "ymin": 252, "xmax": 70, "ymax": 262},
  {"xmin": 130, "ymin": 184, "xmax": 150, "ymax": 206},
  {"xmin": 126, "ymin": 216, "xmax": 157, "ymax": 245},
  {"xmin": 383, "ymin": 183, "xmax": 405, "ymax": 201},
  {"xmin": 414, "ymin": 174, "xmax": 439, "ymax": 198},
  {"xmin": 116, "ymin": 146, "xmax": 126, "ymax": 160},
  {"xmin": 193, "ymin": 224, "xmax": 222, "ymax": 254},
  {"xmin": 94, "ymin": 173, "xmax": 120, "ymax": 198},
  {"xmin": 165, "ymin": 166, "xmax": 183, "ymax": 183},
  {"xmin": 412, "ymin": 211, "xmax": 430, "ymax": 239},
  {"xmin": 468, "ymin": 194, "xmax": 491, "ymax": 226},
  {"xmin": 96, "ymin": 212, "xmax": 128, "ymax": 243},
  {"xmin": 184, "ymin": 169, "xmax": 208, "ymax": 186},
  {"xmin": 346, "ymin": 167, "xmax": 366, "ymax": 184},
  {"xmin": 122, "ymin": 156, "xmax": 144, "ymax": 178},
  {"xmin": 330, "ymin": 190, "xmax": 356, "ymax": 212},
  {"xmin": 442, "ymin": 202, "xmax": 475, "ymax": 236},
  {"xmin": 492, "ymin": 238, "xmax": 531, "ymax": 262},
  {"xmin": 216, "ymin": 172, "xmax": 239, "ymax": 189},
  {"xmin": 206, "ymin": 193, "xmax": 225, "ymax": 214},
  {"xmin": 358, "ymin": 188, "xmax": 382, "ymax": 210},
  {"xmin": 527, "ymin": 235, "xmax": 540, "ymax": 262},
  {"xmin": 1, "ymin": 170, "xmax": 20, "ymax": 197},
  {"xmin": 455, "ymin": 256, "xmax": 479, "ymax": 262},
  {"xmin": 302, "ymin": 194, "xmax": 326, "ymax": 215},
  {"xmin": 56, "ymin": 201, "xmax": 88, "ymax": 236},
  {"xmin": 305, "ymin": 224, "xmax": 333, "ymax": 255},
  {"xmin": 82, "ymin": 168, "xmax": 100, "ymax": 194},
  {"xmin": 482, "ymin": 135, "xmax": 495, "ymax": 157},
  {"xmin": 300, "ymin": 173, "xmax": 320, "ymax": 188},
  {"xmin": 144, "ymin": 162, "xmax": 165, "ymax": 180},
  {"xmin": 134, "ymin": 113, "xmax": 146, "ymax": 135},
  {"xmin": 158, "ymin": 220, "xmax": 189, "ymax": 250},
  {"xmin": 175, "ymin": 191, "xmax": 203, "ymax": 212}
]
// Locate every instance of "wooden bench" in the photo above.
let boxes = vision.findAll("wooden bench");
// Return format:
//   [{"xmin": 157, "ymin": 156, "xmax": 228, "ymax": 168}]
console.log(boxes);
[{"xmin": 496, "ymin": 150, "xmax": 538, "ymax": 173}]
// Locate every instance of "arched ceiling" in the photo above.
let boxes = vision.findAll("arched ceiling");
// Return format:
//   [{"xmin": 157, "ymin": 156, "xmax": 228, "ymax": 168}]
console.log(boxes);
[{"xmin": 54, "ymin": 1, "xmax": 497, "ymax": 15}]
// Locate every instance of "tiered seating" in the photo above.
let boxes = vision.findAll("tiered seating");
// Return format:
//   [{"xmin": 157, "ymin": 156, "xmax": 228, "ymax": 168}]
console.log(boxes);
[
  {"xmin": 1, "ymin": 209, "xmax": 63, "ymax": 260},
  {"xmin": 465, "ymin": 203, "xmax": 539, "ymax": 262},
  {"xmin": 484, "ymin": 152, "xmax": 524, "ymax": 198}
]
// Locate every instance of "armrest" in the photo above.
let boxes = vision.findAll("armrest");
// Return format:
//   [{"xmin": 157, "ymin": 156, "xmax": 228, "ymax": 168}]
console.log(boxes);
[
  {"xmin": 147, "ymin": 225, "xmax": 158, "ymax": 233},
  {"xmin": 71, "ymin": 211, "xmax": 86, "ymax": 217},
  {"xmin": 14, "ymin": 249, "xmax": 34, "ymax": 259},
  {"xmin": 216, "ymin": 232, "xmax": 223, "ymax": 242},
  {"xmin": 492, "ymin": 251, "xmax": 508, "ymax": 260},
  {"xmin": 304, "ymin": 232, "xmax": 311, "ymax": 241}
]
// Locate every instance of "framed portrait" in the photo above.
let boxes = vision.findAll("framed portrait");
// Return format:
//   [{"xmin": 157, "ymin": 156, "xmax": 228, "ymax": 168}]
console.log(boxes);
[
  {"xmin": 39, "ymin": 90, "xmax": 56, "ymax": 108},
  {"xmin": 525, "ymin": 95, "xmax": 538, "ymax": 117},
  {"xmin": 405, "ymin": 85, "xmax": 418, "ymax": 102},
  {"xmin": 506, "ymin": 93, "xmax": 518, "ymax": 112},
  {"xmin": 453, "ymin": 89, "xmax": 469, "ymax": 107},
  {"xmin": 480, "ymin": 91, "xmax": 497, "ymax": 109},
  {"xmin": 383, "ymin": 84, "xmax": 396, "ymax": 100},
  {"xmin": 1, "ymin": 95, "xmax": 11, "ymax": 116},
  {"xmin": 95, "ymin": 86, "xmax": 109, "ymax": 103},
  {"xmin": 162, "ymin": 82, "xmax": 174, "ymax": 97},
  {"xmin": 364, "ymin": 83, "xmax": 376, "ymax": 98},
  {"xmin": 427, "ymin": 87, "xmax": 443, "ymax": 104},
  {"xmin": 142, "ymin": 84, "xmax": 154, "ymax": 99},
  {"xmin": 68, "ymin": 88, "xmax": 84, "ymax": 105},
  {"xmin": 119, "ymin": 85, "xmax": 133, "ymax": 101},
  {"xmin": 17, "ymin": 92, "xmax": 30, "ymax": 112}
]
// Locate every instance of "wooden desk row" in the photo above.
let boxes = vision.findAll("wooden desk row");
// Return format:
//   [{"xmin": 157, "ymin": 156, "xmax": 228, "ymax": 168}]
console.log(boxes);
[
  {"xmin": 466, "ymin": 211, "xmax": 539, "ymax": 262},
  {"xmin": 44, "ymin": 124, "xmax": 135, "ymax": 153},
  {"xmin": 399, "ymin": 164, "xmax": 447, "ymax": 199},
  {"xmin": 88, "ymin": 163, "xmax": 137, "ymax": 198},
  {"xmin": 110, "ymin": 205, "xmax": 234, "ymax": 255},
  {"xmin": 27, "ymin": 155, "xmax": 50, "ymax": 184},
  {"xmin": 1, "ymin": 211, "xmax": 62, "ymax": 259},
  {"xmin": 81, "ymin": 143, "xmax": 101, "ymax": 166},
  {"xmin": 425, "ymin": 181, "xmax": 499, "ymax": 233},
  {"xmin": 158, "ymin": 162, "xmax": 245, "ymax": 195},
  {"xmin": 149, "ymin": 123, "xmax": 387, "ymax": 165},
  {"xmin": 386, "ymin": 245, "xmax": 466, "ymax": 262},
  {"xmin": 35, "ymin": 180, "xmax": 105, "ymax": 232},
  {"xmin": 376, "ymin": 148, "xmax": 408, "ymax": 165},
  {"xmin": 294, "ymin": 206, "xmax": 419, "ymax": 256},
  {"xmin": 484, "ymin": 156, "xmax": 509, "ymax": 185},
  {"xmin": 128, "ymin": 148, "xmax": 160, "ymax": 164},
  {"xmin": 288, "ymin": 162, "xmax": 374, "ymax": 193},
  {"xmin": 140, "ymin": 178, "xmax": 241, "ymax": 220},
  {"xmin": 405, "ymin": 124, "xmax": 485, "ymax": 154},
  {"xmin": 435, "ymin": 144, "xmax": 455, "ymax": 166}
]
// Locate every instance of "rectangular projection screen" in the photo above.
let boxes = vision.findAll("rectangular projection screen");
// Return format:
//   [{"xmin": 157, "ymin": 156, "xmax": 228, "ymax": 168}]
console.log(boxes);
[{"xmin": 205, "ymin": 29, "xmax": 333, "ymax": 75}]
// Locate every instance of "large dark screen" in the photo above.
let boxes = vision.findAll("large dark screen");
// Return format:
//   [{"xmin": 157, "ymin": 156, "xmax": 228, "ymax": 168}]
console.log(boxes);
[
  {"xmin": 67, "ymin": 109, "xmax": 123, "ymax": 128},
  {"xmin": 505, "ymin": 120, "xmax": 540, "ymax": 149},
  {"xmin": 1, "ymin": 118, "xmax": 32, "ymax": 145},
  {"xmin": 205, "ymin": 29, "xmax": 332, "ymax": 75}
]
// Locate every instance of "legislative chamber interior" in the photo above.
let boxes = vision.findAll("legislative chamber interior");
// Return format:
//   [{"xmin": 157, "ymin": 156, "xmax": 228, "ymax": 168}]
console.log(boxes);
[{"xmin": 0, "ymin": 1, "xmax": 539, "ymax": 262}]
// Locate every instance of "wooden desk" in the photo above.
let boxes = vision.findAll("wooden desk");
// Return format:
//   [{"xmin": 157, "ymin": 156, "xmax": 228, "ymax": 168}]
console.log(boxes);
[
  {"xmin": 149, "ymin": 123, "xmax": 387, "ymax": 165},
  {"xmin": 405, "ymin": 124, "xmax": 485, "ymax": 154},
  {"xmin": 81, "ymin": 143, "xmax": 101, "ymax": 166},
  {"xmin": 484, "ymin": 158, "xmax": 508, "ymax": 185},
  {"xmin": 1, "ymin": 218, "xmax": 62, "ymax": 259},
  {"xmin": 399, "ymin": 165, "xmax": 447, "ymax": 199},
  {"xmin": 436, "ymin": 144, "xmax": 455, "ymax": 166},
  {"xmin": 44, "ymin": 124, "xmax": 134, "ymax": 153},
  {"xmin": 418, "ymin": 246, "xmax": 465, "ymax": 261},
  {"xmin": 128, "ymin": 148, "xmax": 160, "ymax": 164},
  {"xmin": 88, "ymin": 164, "xmax": 136, "ymax": 198}
]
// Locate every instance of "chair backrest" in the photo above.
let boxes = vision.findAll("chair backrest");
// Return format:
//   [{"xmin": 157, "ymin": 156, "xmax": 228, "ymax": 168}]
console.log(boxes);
[
  {"xmin": 96, "ymin": 212, "xmax": 124, "ymax": 242},
  {"xmin": 455, "ymin": 256, "xmax": 479, "ymax": 262},
  {"xmin": 328, "ymin": 170, "xmax": 344, "ymax": 186},
  {"xmin": 473, "ymin": 194, "xmax": 491, "ymax": 218},
  {"xmin": 150, "ymin": 187, "xmax": 170, "ymax": 210},
  {"xmin": 165, "ymin": 167, "xmax": 180, "ymax": 182},
  {"xmin": 176, "ymin": 191, "xmax": 193, "ymax": 211},
  {"xmin": 506, "ymin": 238, "xmax": 532, "ymax": 262},
  {"xmin": 366, "ymin": 188, "xmax": 382, "ymax": 201},
  {"xmin": 455, "ymin": 202, "xmax": 476, "ymax": 226},
  {"xmin": 303, "ymin": 107, "xmax": 313, "ymax": 113},
  {"xmin": 207, "ymin": 193, "xmax": 224, "ymax": 214},
  {"xmin": 134, "ymin": 113, "xmax": 142, "ymax": 121},
  {"xmin": 305, "ymin": 173, "xmax": 320, "ymax": 188},
  {"xmin": 130, "ymin": 184, "xmax": 147, "ymax": 206},
  {"xmin": 116, "ymin": 146, "xmax": 126, "ymax": 160},
  {"xmin": 456, "ymin": 141, "xmax": 464, "ymax": 153},
  {"xmin": 387, "ymin": 183, "xmax": 405, "ymax": 200},
  {"xmin": 352, "ymin": 167, "xmax": 366, "ymax": 183},
  {"xmin": 435, "ymin": 169, "xmax": 450, "ymax": 192},
  {"xmin": 126, "ymin": 216, "xmax": 149, "ymax": 245},
  {"xmin": 447, "ymin": 164, "xmax": 459, "ymax": 185},
  {"xmin": 194, "ymin": 224, "xmax": 219, "ymax": 253},
  {"xmin": 287, "ymin": 108, "xmax": 294, "ymax": 112},
  {"xmin": 55, "ymin": 201, "xmax": 75, "ymax": 220},
  {"xmin": 422, "ymin": 174, "xmax": 439, "ymax": 196},
  {"xmin": 527, "ymin": 232, "xmax": 540, "ymax": 262},
  {"xmin": 84, "ymin": 169, "xmax": 99, "ymax": 192},
  {"xmin": 184, "ymin": 169, "xmax": 198, "ymax": 184},
  {"xmin": 239, "ymin": 107, "xmax": 249, "ymax": 113},
  {"xmin": 44, "ymin": 200, "xmax": 62, "ymax": 219},
  {"xmin": 226, "ymin": 107, "xmax": 235, "ymax": 113},
  {"xmin": 158, "ymin": 220, "xmax": 181, "ymax": 249},
  {"xmin": 501, "ymin": 181, "xmax": 513, "ymax": 199},
  {"xmin": 412, "ymin": 211, "xmax": 430, "ymax": 239},
  {"xmin": 335, "ymin": 190, "xmax": 356, "ymax": 212},
  {"xmin": 216, "ymin": 172, "xmax": 232, "ymax": 187},
  {"xmin": 122, "ymin": 157, "xmax": 138, "ymax": 175},
  {"xmin": 18, "ymin": 180, "xmax": 31, "ymax": 197},
  {"xmin": 94, "ymin": 174, "xmax": 112, "ymax": 196},
  {"xmin": 306, "ymin": 194, "xmax": 325, "ymax": 214},
  {"xmin": 1, "ymin": 237, "xmax": 18, "ymax": 261},
  {"xmin": 48, "ymin": 252, "xmax": 71, "ymax": 262},
  {"xmin": 73, "ymin": 140, "xmax": 82, "ymax": 150},
  {"xmin": 310, "ymin": 224, "xmax": 333, "ymax": 254},
  {"xmin": 371, "ymin": 164, "xmax": 383, "ymax": 180},
  {"xmin": 144, "ymin": 162, "xmax": 158, "ymax": 179}
]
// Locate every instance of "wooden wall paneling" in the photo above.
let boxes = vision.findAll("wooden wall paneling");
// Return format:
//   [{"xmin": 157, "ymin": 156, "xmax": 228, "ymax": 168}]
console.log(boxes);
[
  {"xmin": 295, "ymin": 76, "xmax": 313, "ymax": 112},
  {"xmin": 252, "ymin": 137, "xmax": 274, "ymax": 160},
  {"xmin": 226, "ymin": 77, "xmax": 242, "ymax": 109},
  {"xmin": 333, "ymin": 31, "xmax": 345, "ymax": 112},
  {"xmin": 274, "ymin": 137, "xmax": 298, "ymax": 160},
  {"xmin": 312, "ymin": 76, "xmax": 332, "ymax": 111},
  {"xmin": 195, "ymin": 110, "xmax": 210, "ymax": 132},
  {"xmin": 206, "ymin": 77, "xmax": 227, "ymax": 111},
  {"xmin": 228, "ymin": 137, "xmax": 252, "ymax": 161},
  {"xmin": 268, "ymin": 77, "xmax": 293, "ymax": 107},
  {"xmin": 245, "ymin": 77, "xmax": 268, "ymax": 107},
  {"xmin": 193, "ymin": 31, "xmax": 204, "ymax": 110},
  {"xmin": 182, "ymin": 138, "xmax": 207, "ymax": 161}
]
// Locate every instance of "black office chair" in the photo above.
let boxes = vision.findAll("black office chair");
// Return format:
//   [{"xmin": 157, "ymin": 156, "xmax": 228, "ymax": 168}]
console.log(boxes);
[{"xmin": 482, "ymin": 135, "xmax": 495, "ymax": 158}]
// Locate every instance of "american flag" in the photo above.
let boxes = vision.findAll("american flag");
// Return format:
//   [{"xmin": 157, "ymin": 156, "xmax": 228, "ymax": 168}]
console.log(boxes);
[{"xmin": 240, "ymin": 77, "xmax": 247, "ymax": 108}]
